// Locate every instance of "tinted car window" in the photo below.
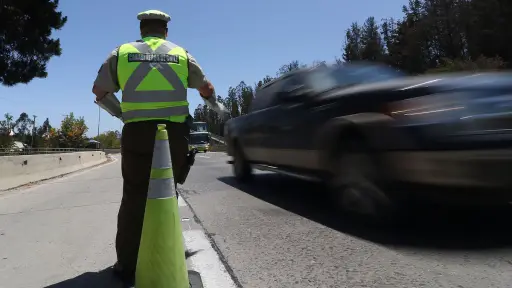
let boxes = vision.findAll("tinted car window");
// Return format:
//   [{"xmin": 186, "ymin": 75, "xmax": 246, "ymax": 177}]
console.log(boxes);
[
  {"xmin": 279, "ymin": 75, "xmax": 304, "ymax": 94},
  {"xmin": 306, "ymin": 65, "xmax": 405, "ymax": 93},
  {"xmin": 190, "ymin": 133, "xmax": 209, "ymax": 144},
  {"xmin": 250, "ymin": 80, "xmax": 282, "ymax": 112}
]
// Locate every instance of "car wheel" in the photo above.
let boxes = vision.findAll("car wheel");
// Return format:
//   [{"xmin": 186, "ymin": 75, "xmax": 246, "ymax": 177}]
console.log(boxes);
[
  {"xmin": 233, "ymin": 144, "xmax": 253, "ymax": 182},
  {"xmin": 329, "ymin": 143, "xmax": 395, "ymax": 223}
]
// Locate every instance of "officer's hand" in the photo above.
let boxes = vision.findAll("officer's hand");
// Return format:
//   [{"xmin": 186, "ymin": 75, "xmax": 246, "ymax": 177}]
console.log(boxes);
[{"xmin": 203, "ymin": 97, "xmax": 229, "ymax": 120}]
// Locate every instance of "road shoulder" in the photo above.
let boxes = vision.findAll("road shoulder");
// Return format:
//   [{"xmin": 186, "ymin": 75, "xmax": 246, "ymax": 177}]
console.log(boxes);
[{"xmin": 178, "ymin": 193, "xmax": 239, "ymax": 288}]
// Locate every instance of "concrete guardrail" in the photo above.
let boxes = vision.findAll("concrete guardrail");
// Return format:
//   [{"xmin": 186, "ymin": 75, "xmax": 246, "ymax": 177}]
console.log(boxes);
[
  {"xmin": 209, "ymin": 145, "xmax": 227, "ymax": 152},
  {"xmin": 0, "ymin": 151, "xmax": 108, "ymax": 191},
  {"xmin": 209, "ymin": 133, "xmax": 225, "ymax": 145},
  {"xmin": 103, "ymin": 148, "xmax": 121, "ymax": 154}
]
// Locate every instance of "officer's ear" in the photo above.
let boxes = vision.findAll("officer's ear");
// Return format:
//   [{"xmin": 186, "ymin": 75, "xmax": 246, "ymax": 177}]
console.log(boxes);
[{"xmin": 165, "ymin": 27, "xmax": 168, "ymax": 37}]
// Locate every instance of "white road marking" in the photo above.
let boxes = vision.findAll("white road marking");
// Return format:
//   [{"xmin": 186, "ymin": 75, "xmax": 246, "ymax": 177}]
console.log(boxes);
[
  {"xmin": 178, "ymin": 196, "xmax": 188, "ymax": 207},
  {"xmin": 183, "ymin": 230, "xmax": 237, "ymax": 288},
  {"xmin": 181, "ymin": 217, "xmax": 192, "ymax": 230},
  {"xmin": 196, "ymin": 155, "xmax": 210, "ymax": 159},
  {"xmin": 400, "ymin": 79, "xmax": 441, "ymax": 90}
]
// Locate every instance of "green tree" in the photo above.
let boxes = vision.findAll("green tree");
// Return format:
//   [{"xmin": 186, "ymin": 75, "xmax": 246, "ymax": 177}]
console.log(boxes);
[
  {"xmin": 0, "ymin": 0, "xmax": 68, "ymax": 86},
  {"xmin": 255, "ymin": 75, "xmax": 274, "ymax": 90},
  {"xmin": 32, "ymin": 118, "xmax": 52, "ymax": 148},
  {"xmin": 94, "ymin": 130, "xmax": 121, "ymax": 149},
  {"xmin": 226, "ymin": 87, "xmax": 240, "ymax": 118},
  {"xmin": 360, "ymin": 17, "xmax": 385, "ymax": 61},
  {"xmin": 0, "ymin": 113, "xmax": 15, "ymax": 149},
  {"xmin": 59, "ymin": 113, "xmax": 88, "ymax": 148},
  {"xmin": 342, "ymin": 22, "xmax": 362, "ymax": 62},
  {"xmin": 192, "ymin": 95, "xmax": 227, "ymax": 135},
  {"xmin": 427, "ymin": 56, "xmax": 506, "ymax": 74},
  {"xmin": 45, "ymin": 127, "xmax": 60, "ymax": 148},
  {"xmin": 13, "ymin": 112, "xmax": 34, "ymax": 145},
  {"xmin": 193, "ymin": 105, "xmax": 206, "ymax": 122},
  {"xmin": 234, "ymin": 81, "xmax": 254, "ymax": 116},
  {"xmin": 276, "ymin": 60, "xmax": 307, "ymax": 77}
]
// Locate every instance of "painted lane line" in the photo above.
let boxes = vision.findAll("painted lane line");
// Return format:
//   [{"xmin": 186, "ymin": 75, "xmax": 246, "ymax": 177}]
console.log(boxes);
[
  {"xmin": 178, "ymin": 196, "xmax": 188, "ymax": 207},
  {"xmin": 183, "ymin": 230, "xmax": 237, "ymax": 288},
  {"xmin": 181, "ymin": 217, "xmax": 192, "ymax": 230}
]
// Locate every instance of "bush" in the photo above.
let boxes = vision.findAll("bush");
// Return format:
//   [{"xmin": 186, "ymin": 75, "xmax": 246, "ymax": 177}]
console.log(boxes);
[{"xmin": 427, "ymin": 56, "xmax": 506, "ymax": 74}]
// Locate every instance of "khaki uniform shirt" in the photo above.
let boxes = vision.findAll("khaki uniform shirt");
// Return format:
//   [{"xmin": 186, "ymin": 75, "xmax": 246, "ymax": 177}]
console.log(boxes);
[{"xmin": 94, "ymin": 42, "xmax": 209, "ymax": 94}]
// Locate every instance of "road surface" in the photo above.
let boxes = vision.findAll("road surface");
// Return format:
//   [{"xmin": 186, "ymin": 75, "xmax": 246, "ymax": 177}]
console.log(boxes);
[{"xmin": 1, "ymin": 152, "xmax": 512, "ymax": 288}]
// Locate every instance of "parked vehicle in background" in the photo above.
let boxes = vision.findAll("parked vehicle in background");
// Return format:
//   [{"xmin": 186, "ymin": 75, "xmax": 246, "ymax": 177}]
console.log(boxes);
[
  {"xmin": 12, "ymin": 141, "xmax": 27, "ymax": 152},
  {"xmin": 84, "ymin": 140, "xmax": 102, "ymax": 149},
  {"xmin": 224, "ymin": 62, "xmax": 512, "ymax": 220},
  {"xmin": 191, "ymin": 122, "xmax": 208, "ymax": 133},
  {"xmin": 189, "ymin": 131, "xmax": 210, "ymax": 153}
]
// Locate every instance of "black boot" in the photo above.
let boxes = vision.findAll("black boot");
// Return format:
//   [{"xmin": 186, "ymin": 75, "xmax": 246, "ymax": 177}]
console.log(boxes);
[{"xmin": 112, "ymin": 262, "xmax": 135, "ymax": 287}]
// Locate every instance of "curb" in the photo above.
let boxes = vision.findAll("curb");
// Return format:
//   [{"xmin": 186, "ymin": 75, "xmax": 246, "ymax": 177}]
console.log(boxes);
[{"xmin": 178, "ymin": 193, "xmax": 240, "ymax": 288}]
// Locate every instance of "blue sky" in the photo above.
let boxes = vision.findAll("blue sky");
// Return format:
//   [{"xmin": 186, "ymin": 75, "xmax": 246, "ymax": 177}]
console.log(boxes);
[{"xmin": 0, "ymin": 0, "xmax": 406, "ymax": 137}]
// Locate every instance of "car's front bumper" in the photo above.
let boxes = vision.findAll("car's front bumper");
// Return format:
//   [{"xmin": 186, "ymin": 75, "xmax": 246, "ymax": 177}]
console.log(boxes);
[
  {"xmin": 189, "ymin": 145, "xmax": 209, "ymax": 152},
  {"xmin": 383, "ymin": 149, "xmax": 512, "ymax": 189}
]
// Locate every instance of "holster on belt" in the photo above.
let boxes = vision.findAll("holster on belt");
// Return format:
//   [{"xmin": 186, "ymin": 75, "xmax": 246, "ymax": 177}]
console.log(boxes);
[
  {"xmin": 176, "ymin": 115, "xmax": 197, "ymax": 185},
  {"xmin": 176, "ymin": 147, "xmax": 198, "ymax": 185}
]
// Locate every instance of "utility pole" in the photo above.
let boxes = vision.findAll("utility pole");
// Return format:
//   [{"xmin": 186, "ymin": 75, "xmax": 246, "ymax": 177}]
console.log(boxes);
[
  {"xmin": 31, "ymin": 115, "xmax": 37, "ymax": 148},
  {"xmin": 97, "ymin": 105, "xmax": 101, "ymax": 139}
]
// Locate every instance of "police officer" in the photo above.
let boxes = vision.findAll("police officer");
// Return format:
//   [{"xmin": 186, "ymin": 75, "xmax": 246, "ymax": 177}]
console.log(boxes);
[{"xmin": 92, "ymin": 10, "xmax": 227, "ymax": 286}]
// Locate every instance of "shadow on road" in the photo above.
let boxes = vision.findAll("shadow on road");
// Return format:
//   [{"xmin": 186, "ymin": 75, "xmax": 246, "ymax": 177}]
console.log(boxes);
[
  {"xmin": 218, "ymin": 173, "xmax": 512, "ymax": 251},
  {"xmin": 44, "ymin": 267, "xmax": 123, "ymax": 288},
  {"xmin": 44, "ymin": 268, "xmax": 204, "ymax": 288}
]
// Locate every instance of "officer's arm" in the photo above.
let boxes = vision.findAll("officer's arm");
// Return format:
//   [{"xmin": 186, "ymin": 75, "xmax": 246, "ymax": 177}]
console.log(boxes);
[
  {"xmin": 186, "ymin": 52, "xmax": 216, "ymax": 98},
  {"xmin": 92, "ymin": 48, "xmax": 120, "ymax": 101}
]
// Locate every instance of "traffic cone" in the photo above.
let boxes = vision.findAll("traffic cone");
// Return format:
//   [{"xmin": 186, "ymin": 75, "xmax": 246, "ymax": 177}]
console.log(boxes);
[{"xmin": 135, "ymin": 124, "xmax": 189, "ymax": 288}]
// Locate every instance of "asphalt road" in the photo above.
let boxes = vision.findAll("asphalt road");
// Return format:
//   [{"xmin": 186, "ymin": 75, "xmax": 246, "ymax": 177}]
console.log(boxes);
[
  {"xmin": 183, "ymin": 152, "xmax": 512, "ymax": 288},
  {"xmin": 1, "ymin": 152, "xmax": 512, "ymax": 288}
]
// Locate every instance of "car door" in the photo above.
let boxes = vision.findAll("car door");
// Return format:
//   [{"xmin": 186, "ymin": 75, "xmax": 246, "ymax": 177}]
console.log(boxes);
[
  {"xmin": 240, "ymin": 80, "xmax": 283, "ymax": 163},
  {"xmin": 262, "ymin": 75, "xmax": 320, "ymax": 170}
]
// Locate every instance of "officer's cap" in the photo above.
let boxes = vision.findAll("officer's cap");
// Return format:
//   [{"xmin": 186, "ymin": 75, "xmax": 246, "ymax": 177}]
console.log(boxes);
[{"xmin": 137, "ymin": 10, "xmax": 171, "ymax": 23}]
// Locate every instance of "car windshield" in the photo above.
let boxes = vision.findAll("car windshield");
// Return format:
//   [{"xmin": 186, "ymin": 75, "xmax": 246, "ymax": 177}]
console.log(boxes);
[
  {"xmin": 307, "ymin": 64, "xmax": 405, "ymax": 92},
  {"xmin": 190, "ymin": 134, "xmax": 209, "ymax": 144},
  {"xmin": 192, "ymin": 122, "xmax": 208, "ymax": 132}
]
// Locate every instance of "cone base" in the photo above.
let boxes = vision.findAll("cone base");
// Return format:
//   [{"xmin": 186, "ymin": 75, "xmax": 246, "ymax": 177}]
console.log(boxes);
[
  {"xmin": 188, "ymin": 270, "xmax": 204, "ymax": 288},
  {"xmin": 136, "ymin": 197, "xmax": 189, "ymax": 288}
]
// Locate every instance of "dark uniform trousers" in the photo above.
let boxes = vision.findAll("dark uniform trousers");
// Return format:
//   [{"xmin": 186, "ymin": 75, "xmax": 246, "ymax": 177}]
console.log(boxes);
[{"xmin": 117, "ymin": 120, "xmax": 190, "ymax": 276}]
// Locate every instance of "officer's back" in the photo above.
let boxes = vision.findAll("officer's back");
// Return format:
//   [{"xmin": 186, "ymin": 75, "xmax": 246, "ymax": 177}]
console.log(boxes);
[{"xmin": 91, "ymin": 10, "xmax": 227, "ymax": 287}]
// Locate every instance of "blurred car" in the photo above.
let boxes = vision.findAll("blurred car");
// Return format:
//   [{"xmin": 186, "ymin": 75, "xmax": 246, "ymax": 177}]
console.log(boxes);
[
  {"xmin": 224, "ymin": 62, "xmax": 512, "ymax": 219},
  {"xmin": 189, "ymin": 131, "xmax": 210, "ymax": 153}
]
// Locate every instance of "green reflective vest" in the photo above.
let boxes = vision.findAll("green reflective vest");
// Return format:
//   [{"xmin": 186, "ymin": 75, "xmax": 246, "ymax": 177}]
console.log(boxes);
[{"xmin": 117, "ymin": 37, "xmax": 189, "ymax": 124}]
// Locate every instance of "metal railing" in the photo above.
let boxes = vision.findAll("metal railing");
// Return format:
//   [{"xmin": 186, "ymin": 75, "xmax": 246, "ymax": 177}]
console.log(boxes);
[
  {"xmin": 0, "ymin": 147, "xmax": 103, "ymax": 157},
  {"xmin": 209, "ymin": 133, "xmax": 225, "ymax": 144}
]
